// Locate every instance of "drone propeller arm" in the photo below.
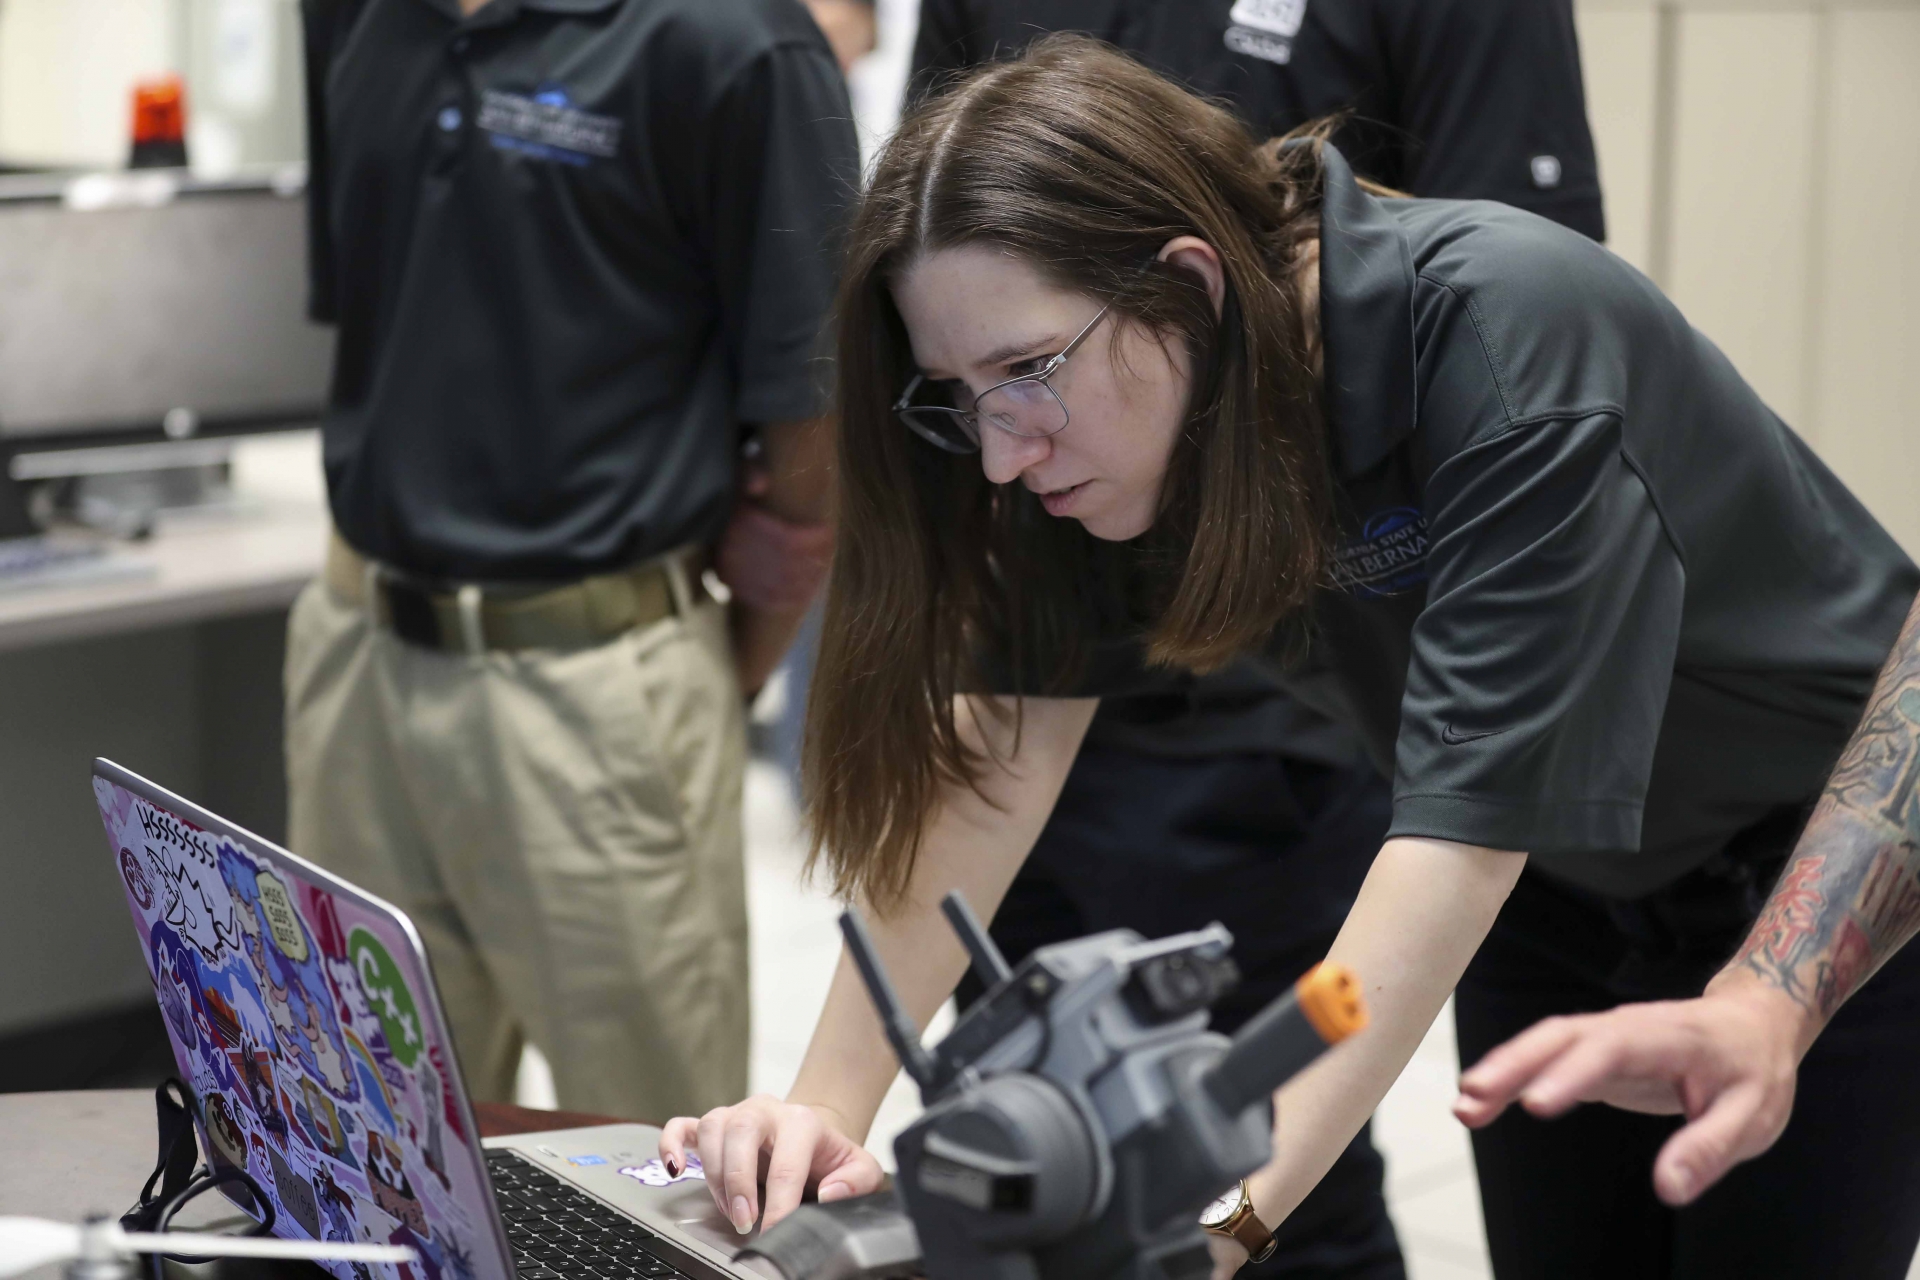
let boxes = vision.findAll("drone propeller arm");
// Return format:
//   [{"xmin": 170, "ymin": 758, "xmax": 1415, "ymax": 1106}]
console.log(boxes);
[
  {"xmin": 115, "ymin": 1232, "xmax": 416, "ymax": 1264},
  {"xmin": 0, "ymin": 1217, "xmax": 415, "ymax": 1280},
  {"xmin": 0, "ymin": 1218, "xmax": 79, "ymax": 1278}
]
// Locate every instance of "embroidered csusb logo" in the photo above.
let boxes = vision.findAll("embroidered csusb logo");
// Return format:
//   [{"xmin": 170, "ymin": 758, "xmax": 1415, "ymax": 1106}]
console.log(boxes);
[
  {"xmin": 1333, "ymin": 506, "xmax": 1430, "ymax": 598},
  {"xmin": 477, "ymin": 85, "xmax": 622, "ymax": 166},
  {"xmin": 1224, "ymin": 0, "xmax": 1307, "ymax": 66}
]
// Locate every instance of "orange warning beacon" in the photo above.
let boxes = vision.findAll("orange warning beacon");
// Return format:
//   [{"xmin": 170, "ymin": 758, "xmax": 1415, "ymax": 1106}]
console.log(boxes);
[{"xmin": 130, "ymin": 74, "xmax": 189, "ymax": 169}]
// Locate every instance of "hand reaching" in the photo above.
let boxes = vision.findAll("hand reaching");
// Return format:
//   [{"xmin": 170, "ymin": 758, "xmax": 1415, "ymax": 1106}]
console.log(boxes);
[
  {"xmin": 1452, "ymin": 983, "xmax": 1804, "ymax": 1205},
  {"xmin": 659, "ymin": 1096, "xmax": 886, "ymax": 1235}
]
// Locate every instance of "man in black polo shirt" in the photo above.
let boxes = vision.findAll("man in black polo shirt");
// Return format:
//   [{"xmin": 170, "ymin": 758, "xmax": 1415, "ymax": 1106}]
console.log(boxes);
[
  {"xmin": 914, "ymin": 4, "xmax": 1603, "ymax": 1277},
  {"xmin": 288, "ymin": 0, "xmax": 858, "ymax": 1120}
]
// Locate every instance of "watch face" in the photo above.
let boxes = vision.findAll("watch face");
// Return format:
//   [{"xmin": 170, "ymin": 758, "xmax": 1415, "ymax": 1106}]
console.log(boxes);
[{"xmin": 1199, "ymin": 1185, "xmax": 1242, "ymax": 1228}]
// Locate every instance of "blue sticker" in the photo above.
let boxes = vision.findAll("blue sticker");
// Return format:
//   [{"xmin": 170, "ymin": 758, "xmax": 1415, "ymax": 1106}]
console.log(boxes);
[{"xmin": 568, "ymin": 1155, "xmax": 608, "ymax": 1167}]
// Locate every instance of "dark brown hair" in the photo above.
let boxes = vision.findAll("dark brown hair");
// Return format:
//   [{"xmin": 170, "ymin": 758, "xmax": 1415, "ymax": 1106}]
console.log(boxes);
[{"xmin": 804, "ymin": 35, "xmax": 1336, "ymax": 909}]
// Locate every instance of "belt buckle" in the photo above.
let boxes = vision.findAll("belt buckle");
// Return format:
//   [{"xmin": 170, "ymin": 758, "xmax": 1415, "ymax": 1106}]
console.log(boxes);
[{"xmin": 378, "ymin": 575, "xmax": 444, "ymax": 650}]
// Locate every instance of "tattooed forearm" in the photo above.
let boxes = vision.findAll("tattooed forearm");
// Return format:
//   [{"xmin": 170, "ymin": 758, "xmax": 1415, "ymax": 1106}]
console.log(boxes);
[{"xmin": 1733, "ymin": 592, "xmax": 1920, "ymax": 1021}]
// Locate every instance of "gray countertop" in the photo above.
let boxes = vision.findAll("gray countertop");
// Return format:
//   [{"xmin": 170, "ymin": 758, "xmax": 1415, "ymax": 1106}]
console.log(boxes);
[
  {"xmin": 0, "ymin": 501, "xmax": 328, "ymax": 655},
  {"xmin": 0, "ymin": 1089, "xmax": 282, "ymax": 1280},
  {"xmin": 0, "ymin": 433, "xmax": 329, "ymax": 655},
  {"xmin": 0, "ymin": 1088, "xmax": 160, "ymax": 1221}
]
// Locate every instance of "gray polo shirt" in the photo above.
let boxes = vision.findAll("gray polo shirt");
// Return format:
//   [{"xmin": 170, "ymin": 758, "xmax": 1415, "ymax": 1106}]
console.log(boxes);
[{"xmin": 992, "ymin": 144, "xmax": 1917, "ymax": 899}]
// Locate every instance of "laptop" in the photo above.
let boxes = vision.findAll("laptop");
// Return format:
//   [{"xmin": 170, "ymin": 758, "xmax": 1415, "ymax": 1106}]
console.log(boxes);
[{"xmin": 91, "ymin": 758, "xmax": 776, "ymax": 1280}]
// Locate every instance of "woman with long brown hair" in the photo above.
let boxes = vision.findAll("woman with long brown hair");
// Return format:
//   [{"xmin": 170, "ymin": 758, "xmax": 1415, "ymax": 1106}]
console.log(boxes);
[{"xmin": 660, "ymin": 36, "xmax": 1920, "ymax": 1280}]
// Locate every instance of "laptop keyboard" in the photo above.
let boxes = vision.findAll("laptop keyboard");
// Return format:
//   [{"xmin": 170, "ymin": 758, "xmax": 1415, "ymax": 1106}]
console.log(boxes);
[{"xmin": 487, "ymin": 1149, "xmax": 701, "ymax": 1280}]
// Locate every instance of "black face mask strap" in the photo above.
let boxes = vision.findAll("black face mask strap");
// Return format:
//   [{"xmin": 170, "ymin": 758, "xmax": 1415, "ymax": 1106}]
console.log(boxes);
[{"xmin": 122, "ymin": 1078, "xmax": 203, "ymax": 1233}]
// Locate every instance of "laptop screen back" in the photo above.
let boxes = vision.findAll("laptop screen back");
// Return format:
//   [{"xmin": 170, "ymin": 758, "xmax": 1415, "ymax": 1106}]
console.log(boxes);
[{"xmin": 94, "ymin": 771, "xmax": 510, "ymax": 1280}]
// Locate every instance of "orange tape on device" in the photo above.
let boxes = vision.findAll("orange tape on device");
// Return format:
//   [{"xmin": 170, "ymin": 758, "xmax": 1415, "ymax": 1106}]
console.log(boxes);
[{"xmin": 1293, "ymin": 961, "xmax": 1368, "ymax": 1045}]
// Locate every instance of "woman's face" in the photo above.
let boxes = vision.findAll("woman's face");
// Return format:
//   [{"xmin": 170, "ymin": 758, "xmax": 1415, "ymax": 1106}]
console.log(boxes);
[{"xmin": 892, "ymin": 245, "xmax": 1193, "ymax": 541}]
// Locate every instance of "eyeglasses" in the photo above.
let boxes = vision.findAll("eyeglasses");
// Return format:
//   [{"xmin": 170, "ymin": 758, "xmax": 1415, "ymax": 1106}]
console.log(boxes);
[{"xmin": 892, "ymin": 306, "xmax": 1111, "ymax": 454}]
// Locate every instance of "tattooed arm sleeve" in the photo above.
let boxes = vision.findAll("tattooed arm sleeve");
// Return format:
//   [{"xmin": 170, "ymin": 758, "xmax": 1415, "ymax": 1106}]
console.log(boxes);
[{"xmin": 1733, "ymin": 590, "xmax": 1920, "ymax": 1021}]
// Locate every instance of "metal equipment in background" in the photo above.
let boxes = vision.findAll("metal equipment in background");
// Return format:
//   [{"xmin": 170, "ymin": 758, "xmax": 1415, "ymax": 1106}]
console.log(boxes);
[
  {"xmin": 0, "ymin": 165, "xmax": 333, "ymax": 544},
  {"xmin": 743, "ymin": 893, "xmax": 1366, "ymax": 1280}
]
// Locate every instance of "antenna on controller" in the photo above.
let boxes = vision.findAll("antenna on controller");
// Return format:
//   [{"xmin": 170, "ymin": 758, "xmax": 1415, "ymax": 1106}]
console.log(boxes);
[
  {"xmin": 838, "ymin": 910, "xmax": 937, "ymax": 1096},
  {"xmin": 940, "ymin": 891, "xmax": 1013, "ymax": 989}
]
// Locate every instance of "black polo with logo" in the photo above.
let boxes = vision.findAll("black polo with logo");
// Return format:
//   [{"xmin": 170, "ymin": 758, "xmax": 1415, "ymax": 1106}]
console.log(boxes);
[
  {"xmin": 912, "ymin": 0, "xmax": 1605, "ymax": 240},
  {"xmin": 302, "ymin": 0, "xmax": 859, "ymax": 580},
  {"xmin": 989, "ymin": 146, "xmax": 1918, "ymax": 898}
]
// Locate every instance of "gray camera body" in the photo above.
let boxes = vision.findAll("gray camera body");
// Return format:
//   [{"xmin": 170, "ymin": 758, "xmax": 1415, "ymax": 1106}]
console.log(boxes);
[
  {"xmin": 756, "ymin": 896, "xmax": 1348, "ymax": 1280},
  {"xmin": 892, "ymin": 920, "xmax": 1272, "ymax": 1280}
]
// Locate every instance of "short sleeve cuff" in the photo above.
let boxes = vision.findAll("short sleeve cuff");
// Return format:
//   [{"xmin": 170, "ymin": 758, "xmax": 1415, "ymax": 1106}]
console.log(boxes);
[{"xmin": 1386, "ymin": 791, "xmax": 1643, "ymax": 857}]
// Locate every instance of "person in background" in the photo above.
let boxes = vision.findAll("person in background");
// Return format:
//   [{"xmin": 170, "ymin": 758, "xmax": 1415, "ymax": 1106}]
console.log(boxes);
[
  {"xmin": 1455, "ymin": 586, "xmax": 1920, "ymax": 1206},
  {"xmin": 290, "ymin": 0, "xmax": 857, "ymax": 1121},
  {"xmin": 804, "ymin": 0, "xmax": 877, "ymax": 73},
  {"xmin": 908, "ymin": 4, "xmax": 1604, "ymax": 1276}
]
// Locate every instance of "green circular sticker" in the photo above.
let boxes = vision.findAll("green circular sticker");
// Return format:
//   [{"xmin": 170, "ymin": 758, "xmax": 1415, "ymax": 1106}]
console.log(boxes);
[{"xmin": 348, "ymin": 926, "xmax": 424, "ymax": 1068}]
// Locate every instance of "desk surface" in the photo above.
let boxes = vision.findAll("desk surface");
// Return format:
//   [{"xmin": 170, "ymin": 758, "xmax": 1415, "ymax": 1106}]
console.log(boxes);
[
  {"xmin": 0, "ymin": 502, "xmax": 329, "ymax": 656},
  {"xmin": 0, "ymin": 434, "xmax": 332, "ymax": 656},
  {"xmin": 0, "ymin": 1090, "xmax": 630, "ymax": 1217},
  {"xmin": 0, "ymin": 1091, "xmax": 631, "ymax": 1280}
]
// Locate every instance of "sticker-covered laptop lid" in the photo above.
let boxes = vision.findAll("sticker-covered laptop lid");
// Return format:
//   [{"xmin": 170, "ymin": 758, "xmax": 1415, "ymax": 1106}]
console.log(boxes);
[{"xmin": 94, "ymin": 770, "xmax": 510, "ymax": 1280}]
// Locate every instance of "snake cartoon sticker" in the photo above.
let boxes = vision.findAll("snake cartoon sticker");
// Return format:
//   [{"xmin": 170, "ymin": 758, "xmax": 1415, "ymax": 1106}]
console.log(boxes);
[{"xmin": 96, "ymin": 776, "xmax": 504, "ymax": 1280}]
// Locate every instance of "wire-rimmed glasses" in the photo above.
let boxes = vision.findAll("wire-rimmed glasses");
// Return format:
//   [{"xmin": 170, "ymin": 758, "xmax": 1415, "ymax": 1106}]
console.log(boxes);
[{"xmin": 892, "ymin": 306, "xmax": 1111, "ymax": 454}]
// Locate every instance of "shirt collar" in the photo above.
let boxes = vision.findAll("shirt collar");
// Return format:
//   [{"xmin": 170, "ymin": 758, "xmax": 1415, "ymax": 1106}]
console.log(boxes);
[{"xmin": 1317, "ymin": 144, "xmax": 1418, "ymax": 479}]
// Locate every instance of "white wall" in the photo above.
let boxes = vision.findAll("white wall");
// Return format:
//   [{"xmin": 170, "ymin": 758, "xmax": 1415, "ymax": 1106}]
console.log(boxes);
[
  {"xmin": 0, "ymin": 0, "xmax": 177, "ymax": 168},
  {"xmin": 0, "ymin": 0, "xmax": 304, "ymax": 174},
  {"xmin": 1576, "ymin": 0, "xmax": 1920, "ymax": 555}
]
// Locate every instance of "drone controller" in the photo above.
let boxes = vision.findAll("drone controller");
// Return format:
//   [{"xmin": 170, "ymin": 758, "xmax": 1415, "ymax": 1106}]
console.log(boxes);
[{"xmin": 743, "ymin": 894, "xmax": 1365, "ymax": 1280}]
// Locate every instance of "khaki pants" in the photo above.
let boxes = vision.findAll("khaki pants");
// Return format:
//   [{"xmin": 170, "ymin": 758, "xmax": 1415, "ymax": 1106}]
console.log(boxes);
[{"xmin": 283, "ymin": 575, "xmax": 748, "ymax": 1121}]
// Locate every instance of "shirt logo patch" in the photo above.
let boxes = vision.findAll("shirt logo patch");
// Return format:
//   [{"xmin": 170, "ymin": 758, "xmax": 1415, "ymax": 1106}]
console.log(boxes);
[
  {"xmin": 1225, "ymin": 0, "xmax": 1305, "ymax": 64},
  {"xmin": 477, "ymin": 86, "xmax": 622, "ymax": 166},
  {"xmin": 1333, "ymin": 506, "xmax": 1430, "ymax": 598},
  {"xmin": 1229, "ymin": 0, "xmax": 1306, "ymax": 36}
]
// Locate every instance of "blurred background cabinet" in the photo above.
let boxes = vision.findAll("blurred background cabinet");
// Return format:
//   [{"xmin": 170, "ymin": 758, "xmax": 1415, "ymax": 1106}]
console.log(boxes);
[{"xmin": 1578, "ymin": 0, "xmax": 1920, "ymax": 554}]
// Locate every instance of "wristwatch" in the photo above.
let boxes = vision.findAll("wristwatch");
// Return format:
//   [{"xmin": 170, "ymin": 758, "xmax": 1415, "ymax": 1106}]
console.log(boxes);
[{"xmin": 1199, "ymin": 1179, "xmax": 1276, "ymax": 1264}]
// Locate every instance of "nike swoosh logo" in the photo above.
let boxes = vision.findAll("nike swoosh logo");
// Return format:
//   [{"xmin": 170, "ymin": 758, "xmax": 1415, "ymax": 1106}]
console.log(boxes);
[{"xmin": 1440, "ymin": 723, "xmax": 1509, "ymax": 745}]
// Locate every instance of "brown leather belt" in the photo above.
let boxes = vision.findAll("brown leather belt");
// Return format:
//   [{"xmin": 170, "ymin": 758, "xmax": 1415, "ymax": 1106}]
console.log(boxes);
[{"xmin": 325, "ymin": 533, "xmax": 698, "ymax": 654}]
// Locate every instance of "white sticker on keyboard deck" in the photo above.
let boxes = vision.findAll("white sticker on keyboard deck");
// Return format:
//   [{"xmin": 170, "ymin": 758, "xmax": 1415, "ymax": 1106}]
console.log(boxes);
[{"xmin": 618, "ymin": 1153, "xmax": 706, "ymax": 1186}]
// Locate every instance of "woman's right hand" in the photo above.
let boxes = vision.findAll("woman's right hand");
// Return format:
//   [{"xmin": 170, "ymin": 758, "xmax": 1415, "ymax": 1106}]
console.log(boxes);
[{"xmin": 659, "ymin": 1096, "xmax": 886, "ymax": 1235}]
